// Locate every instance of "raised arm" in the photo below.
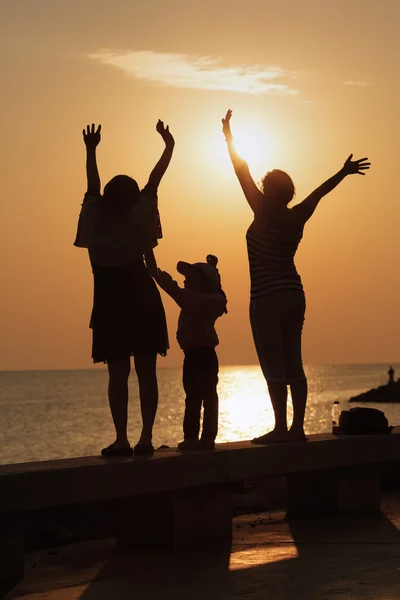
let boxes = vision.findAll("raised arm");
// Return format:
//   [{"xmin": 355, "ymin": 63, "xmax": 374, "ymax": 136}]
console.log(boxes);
[
  {"xmin": 146, "ymin": 120, "xmax": 175, "ymax": 195},
  {"xmin": 222, "ymin": 109, "xmax": 264, "ymax": 213},
  {"xmin": 155, "ymin": 269, "xmax": 223, "ymax": 314},
  {"xmin": 82, "ymin": 124, "xmax": 101, "ymax": 196},
  {"xmin": 293, "ymin": 154, "xmax": 371, "ymax": 223}
]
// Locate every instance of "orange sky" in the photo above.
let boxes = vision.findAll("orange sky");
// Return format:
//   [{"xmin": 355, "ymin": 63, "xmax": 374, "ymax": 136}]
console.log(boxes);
[{"xmin": 1, "ymin": 0, "xmax": 399, "ymax": 370}]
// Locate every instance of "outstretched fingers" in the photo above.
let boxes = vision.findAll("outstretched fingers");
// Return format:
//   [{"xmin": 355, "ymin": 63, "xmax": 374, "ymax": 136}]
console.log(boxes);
[
  {"xmin": 82, "ymin": 123, "xmax": 102, "ymax": 146},
  {"xmin": 344, "ymin": 153, "xmax": 371, "ymax": 175},
  {"xmin": 83, "ymin": 123, "xmax": 101, "ymax": 132},
  {"xmin": 356, "ymin": 158, "xmax": 371, "ymax": 175}
]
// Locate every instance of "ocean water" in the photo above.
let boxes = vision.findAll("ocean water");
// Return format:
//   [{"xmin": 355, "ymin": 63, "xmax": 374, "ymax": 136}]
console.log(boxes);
[{"xmin": 0, "ymin": 364, "xmax": 399, "ymax": 466}]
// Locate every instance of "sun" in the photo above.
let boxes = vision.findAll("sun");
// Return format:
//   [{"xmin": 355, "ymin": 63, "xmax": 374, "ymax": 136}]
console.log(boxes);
[
  {"xmin": 203, "ymin": 116, "xmax": 276, "ymax": 182},
  {"xmin": 232, "ymin": 120, "xmax": 274, "ymax": 177}
]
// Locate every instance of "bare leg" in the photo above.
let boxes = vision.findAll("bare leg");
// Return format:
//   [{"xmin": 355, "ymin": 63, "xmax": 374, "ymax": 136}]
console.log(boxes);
[
  {"xmin": 252, "ymin": 381, "xmax": 289, "ymax": 443},
  {"xmin": 268, "ymin": 381, "xmax": 289, "ymax": 433},
  {"xmin": 107, "ymin": 358, "xmax": 131, "ymax": 448},
  {"xmin": 250, "ymin": 298, "xmax": 290, "ymax": 443},
  {"xmin": 134, "ymin": 353, "xmax": 158, "ymax": 445},
  {"xmin": 288, "ymin": 378, "xmax": 308, "ymax": 441}
]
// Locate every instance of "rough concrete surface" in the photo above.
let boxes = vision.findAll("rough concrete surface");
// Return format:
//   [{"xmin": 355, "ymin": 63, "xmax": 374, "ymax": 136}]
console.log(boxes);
[{"xmin": 5, "ymin": 492, "xmax": 400, "ymax": 600}]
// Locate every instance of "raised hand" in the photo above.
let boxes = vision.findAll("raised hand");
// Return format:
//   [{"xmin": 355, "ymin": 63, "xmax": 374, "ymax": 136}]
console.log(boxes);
[
  {"xmin": 342, "ymin": 154, "xmax": 371, "ymax": 176},
  {"xmin": 206, "ymin": 254, "xmax": 218, "ymax": 267},
  {"xmin": 83, "ymin": 124, "xmax": 101, "ymax": 148},
  {"xmin": 222, "ymin": 109, "xmax": 233, "ymax": 140},
  {"xmin": 156, "ymin": 120, "xmax": 174, "ymax": 146}
]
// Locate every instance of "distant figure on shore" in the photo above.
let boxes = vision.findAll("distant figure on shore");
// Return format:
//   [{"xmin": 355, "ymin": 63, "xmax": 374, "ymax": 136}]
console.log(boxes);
[
  {"xmin": 222, "ymin": 109, "xmax": 370, "ymax": 444},
  {"xmin": 155, "ymin": 255, "xmax": 227, "ymax": 450},
  {"xmin": 74, "ymin": 121, "xmax": 175, "ymax": 456},
  {"xmin": 388, "ymin": 365, "xmax": 395, "ymax": 384}
]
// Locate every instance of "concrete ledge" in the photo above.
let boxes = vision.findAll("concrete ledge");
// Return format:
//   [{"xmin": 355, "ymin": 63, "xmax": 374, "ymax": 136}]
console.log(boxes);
[
  {"xmin": 287, "ymin": 467, "xmax": 382, "ymax": 516},
  {"xmin": 0, "ymin": 515, "xmax": 24, "ymax": 594},
  {"xmin": 1, "ymin": 430, "xmax": 400, "ymax": 514}
]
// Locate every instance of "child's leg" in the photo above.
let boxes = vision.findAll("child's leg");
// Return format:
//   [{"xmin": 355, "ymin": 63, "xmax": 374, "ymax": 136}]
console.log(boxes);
[
  {"xmin": 200, "ymin": 348, "xmax": 219, "ymax": 443},
  {"xmin": 201, "ymin": 387, "xmax": 219, "ymax": 442},
  {"xmin": 182, "ymin": 349, "xmax": 203, "ymax": 441},
  {"xmin": 182, "ymin": 396, "xmax": 203, "ymax": 441}
]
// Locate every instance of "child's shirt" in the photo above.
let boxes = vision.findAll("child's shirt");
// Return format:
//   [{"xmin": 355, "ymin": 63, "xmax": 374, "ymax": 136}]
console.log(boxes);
[{"xmin": 157, "ymin": 274, "xmax": 226, "ymax": 350}]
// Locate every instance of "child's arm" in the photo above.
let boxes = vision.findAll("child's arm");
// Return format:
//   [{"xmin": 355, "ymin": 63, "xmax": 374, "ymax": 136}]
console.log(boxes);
[{"xmin": 154, "ymin": 269, "xmax": 184, "ymax": 306}]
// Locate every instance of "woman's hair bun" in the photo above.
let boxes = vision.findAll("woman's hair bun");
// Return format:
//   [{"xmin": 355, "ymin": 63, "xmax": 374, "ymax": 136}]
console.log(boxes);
[{"xmin": 206, "ymin": 254, "xmax": 218, "ymax": 267}]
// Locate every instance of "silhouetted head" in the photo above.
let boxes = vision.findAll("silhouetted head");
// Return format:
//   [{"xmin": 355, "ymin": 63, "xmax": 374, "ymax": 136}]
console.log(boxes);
[
  {"xmin": 177, "ymin": 255, "xmax": 228, "ymax": 313},
  {"xmin": 103, "ymin": 175, "xmax": 141, "ymax": 213},
  {"xmin": 177, "ymin": 255, "xmax": 220, "ymax": 292},
  {"xmin": 260, "ymin": 169, "xmax": 295, "ymax": 205}
]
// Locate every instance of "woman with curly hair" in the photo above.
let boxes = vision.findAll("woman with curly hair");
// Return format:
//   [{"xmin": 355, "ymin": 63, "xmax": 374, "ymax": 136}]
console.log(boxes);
[{"xmin": 222, "ymin": 109, "xmax": 370, "ymax": 443}]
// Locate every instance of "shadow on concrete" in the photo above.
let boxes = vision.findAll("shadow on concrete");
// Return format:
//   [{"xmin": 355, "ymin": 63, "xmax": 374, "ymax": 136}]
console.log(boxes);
[{"xmin": 77, "ymin": 510, "xmax": 400, "ymax": 600}]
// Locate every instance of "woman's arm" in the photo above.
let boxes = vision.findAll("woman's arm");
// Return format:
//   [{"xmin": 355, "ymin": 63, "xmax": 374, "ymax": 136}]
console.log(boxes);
[
  {"xmin": 145, "ymin": 120, "xmax": 175, "ymax": 195},
  {"xmin": 293, "ymin": 154, "xmax": 371, "ymax": 223},
  {"xmin": 222, "ymin": 109, "xmax": 264, "ymax": 213},
  {"xmin": 82, "ymin": 124, "xmax": 102, "ymax": 196}
]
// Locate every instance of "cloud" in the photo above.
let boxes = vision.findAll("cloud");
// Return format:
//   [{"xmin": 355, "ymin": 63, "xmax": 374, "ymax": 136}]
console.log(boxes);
[
  {"xmin": 87, "ymin": 50, "xmax": 299, "ymax": 96},
  {"xmin": 342, "ymin": 80, "xmax": 373, "ymax": 87}
]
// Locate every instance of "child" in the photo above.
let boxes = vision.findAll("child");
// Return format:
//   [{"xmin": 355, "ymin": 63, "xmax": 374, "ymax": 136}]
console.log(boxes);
[{"xmin": 156, "ymin": 255, "xmax": 227, "ymax": 450}]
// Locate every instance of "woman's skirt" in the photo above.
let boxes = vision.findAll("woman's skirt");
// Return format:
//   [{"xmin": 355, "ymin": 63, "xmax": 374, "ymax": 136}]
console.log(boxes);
[{"xmin": 90, "ymin": 259, "xmax": 169, "ymax": 364}]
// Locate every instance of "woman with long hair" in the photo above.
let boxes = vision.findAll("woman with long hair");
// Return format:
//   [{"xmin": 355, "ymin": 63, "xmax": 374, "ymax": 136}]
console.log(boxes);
[
  {"xmin": 222, "ymin": 109, "xmax": 370, "ymax": 443},
  {"xmin": 75, "ymin": 120, "xmax": 174, "ymax": 456}
]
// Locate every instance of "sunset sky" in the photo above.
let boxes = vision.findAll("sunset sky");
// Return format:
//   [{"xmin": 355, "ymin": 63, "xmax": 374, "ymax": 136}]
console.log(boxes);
[{"xmin": 1, "ymin": 0, "xmax": 399, "ymax": 370}]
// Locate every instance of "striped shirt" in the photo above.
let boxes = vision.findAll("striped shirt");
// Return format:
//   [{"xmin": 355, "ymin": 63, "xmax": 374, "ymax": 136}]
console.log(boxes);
[{"xmin": 246, "ymin": 211, "xmax": 304, "ymax": 299}]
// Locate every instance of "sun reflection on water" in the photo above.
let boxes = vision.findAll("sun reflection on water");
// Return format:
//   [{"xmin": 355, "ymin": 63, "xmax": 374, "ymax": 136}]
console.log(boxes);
[
  {"xmin": 2, "ymin": 365, "xmax": 398, "ymax": 464},
  {"xmin": 218, "ymin": 366, "xmax": 282, "ymax": 442}
]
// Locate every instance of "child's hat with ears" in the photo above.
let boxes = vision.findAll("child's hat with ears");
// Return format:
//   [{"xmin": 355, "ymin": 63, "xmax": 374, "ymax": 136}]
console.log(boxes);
[{"xmin": 177, "ymin": 254, "xmax": 221, "ymax": 288}]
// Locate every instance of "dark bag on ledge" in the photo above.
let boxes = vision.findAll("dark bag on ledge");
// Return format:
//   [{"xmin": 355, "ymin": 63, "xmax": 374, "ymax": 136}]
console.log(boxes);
[{"xmin": 339, "ymin": 407, "xmax": 393, "ymax": 435}]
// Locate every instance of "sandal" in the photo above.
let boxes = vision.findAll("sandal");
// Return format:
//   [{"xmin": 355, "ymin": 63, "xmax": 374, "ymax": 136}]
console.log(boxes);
[
  {"xmin": 133, "ymin": 442, "xmax": 154, "ymax": 456},
  {"xmin": 251, "ymin": 431, "xmax": 290, "ymax": 444},
  {"xmin": 101, "ymin": 444, "xmax": 134, "ymax": 457}
]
